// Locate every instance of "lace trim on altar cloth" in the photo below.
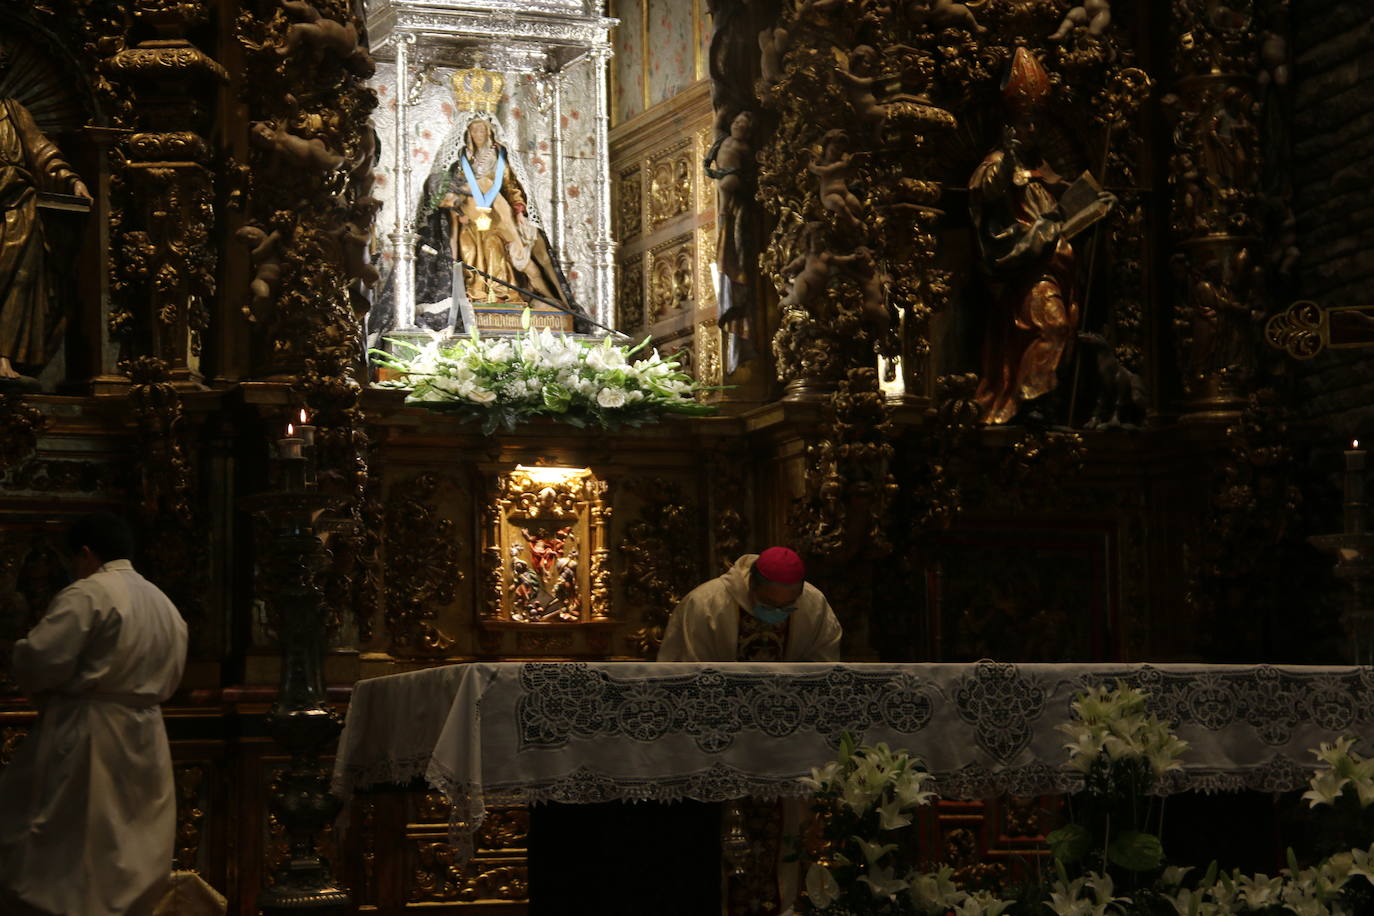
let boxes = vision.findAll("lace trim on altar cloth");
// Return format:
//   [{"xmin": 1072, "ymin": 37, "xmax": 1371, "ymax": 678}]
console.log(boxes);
[
  {"xmin": 424, "ymin": 755, "xmax": 1323, "ymax": 853},
  {"xmin": 331, "ymin": 753, "xmax": 437, "ymax": 799}
]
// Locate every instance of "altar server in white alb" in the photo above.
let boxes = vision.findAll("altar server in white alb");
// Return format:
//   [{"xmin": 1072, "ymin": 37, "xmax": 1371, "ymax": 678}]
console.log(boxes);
[
  {"xmin": 658, "ymin": 547, "xmax": 842, "ymax": 662},
  {"xmin": 0, "ymin": 513, "xmax": 188, "ymax": 916}
]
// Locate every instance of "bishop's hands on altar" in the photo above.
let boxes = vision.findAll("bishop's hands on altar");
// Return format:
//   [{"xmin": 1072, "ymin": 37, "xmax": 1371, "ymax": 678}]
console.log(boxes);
[{"xmin": 657, "ymin": 547, "xmax": 842, "ymax": 663}]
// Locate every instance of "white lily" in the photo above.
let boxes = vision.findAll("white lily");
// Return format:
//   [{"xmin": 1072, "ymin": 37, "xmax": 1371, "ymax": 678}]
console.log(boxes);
[
  {"xmin": 875, "ymin": 796, "xmax": 911, "ymax": 831},
  {"xmin": 804, "ymin": 863, "xmax": 840, "ymax": 909}
]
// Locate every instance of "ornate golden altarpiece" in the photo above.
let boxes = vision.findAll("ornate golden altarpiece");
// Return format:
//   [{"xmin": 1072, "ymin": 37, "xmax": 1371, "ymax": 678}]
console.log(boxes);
[{"xmin": 0, "ymin": 0, "xmax": 1356, "ymax": 911}]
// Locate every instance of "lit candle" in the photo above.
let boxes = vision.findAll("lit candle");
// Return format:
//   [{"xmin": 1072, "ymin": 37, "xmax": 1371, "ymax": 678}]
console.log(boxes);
[
  {"xmin": 296, "ymin": 408, "xmax": 316, "ymax": 448},
  {"xmin": 279, "ymin": 422, "xmax": 304, "ymax": 460},
  {"xmin": 1346, "ymin": 439, "xmax": 1366, "ymax": 534}
]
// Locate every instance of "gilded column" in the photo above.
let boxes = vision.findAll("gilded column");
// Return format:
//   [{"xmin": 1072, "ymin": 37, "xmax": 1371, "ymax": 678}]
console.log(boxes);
[
  {"xmin": 107, "ymin": 0, "xmax": 227, "ymax": 388},
  {"xmin": 1168, "ymin": 0, "xmax": 1273, "ymax": 422}
]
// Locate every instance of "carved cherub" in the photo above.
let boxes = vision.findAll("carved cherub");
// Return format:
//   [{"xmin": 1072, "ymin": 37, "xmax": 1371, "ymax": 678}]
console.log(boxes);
[
  {"xmin": 236, "ymin": 225, "xmax": 285, "ymax": 318},
  {"xmin": 250, "ymin": 119, "xmax": 345, "ymax": 171},
  {"xmin": 758, "ymin": 25, "xmax": 789, "ymax": 86},
  {"xmin": 1259, "ymin": 31, "xmax": 1289, "ymax": 88},
  {"xmin": 1049, "ymin": 0, "xmax": 1112, "ymax": 41},
  {"xmin": 835, "ymin": 46, "xmax": 895, "ymax": 138},
  {"xmin": 807, "ymin": 130, "xmax": 865, "ymax": 229},
  {"xmin": 780, "ymin": 222, "xmax": 860, "ymax": 310},
  {"xmin": 844, "ymin": 245, "xmax": 892, "ymax": 335},
  {"xmin": 907, "ymin": 0, "xmax": 988, "ymax": 33},
  {"xmin": 278, "ymin": 0, "xmax": 375, "ymax": 77}
]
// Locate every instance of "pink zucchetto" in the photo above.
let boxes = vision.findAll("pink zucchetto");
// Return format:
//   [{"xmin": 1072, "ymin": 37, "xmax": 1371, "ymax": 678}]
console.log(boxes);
[{"xmin": 754, "ymin": 547, "xmax": 805, "ymax": 585}]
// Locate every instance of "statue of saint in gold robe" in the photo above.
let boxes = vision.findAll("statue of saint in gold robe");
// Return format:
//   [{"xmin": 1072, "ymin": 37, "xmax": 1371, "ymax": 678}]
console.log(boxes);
[
  {"xmin": 436, "ymin": 119, "xmax": 578, "ymax": 316},
  {"xmin": 0, "ymin": 98, "xmax": 89, "ymax": 381}
]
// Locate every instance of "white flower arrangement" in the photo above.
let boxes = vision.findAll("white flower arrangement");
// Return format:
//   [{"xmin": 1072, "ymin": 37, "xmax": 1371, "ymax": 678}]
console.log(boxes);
[
  {"xmin": 1302, "ymin": 737, "xmax": 1374, "ymax": 809},
  {"xmin": 369, "ymin": 313, "xmax": 715, "ymax": 433},
  {"xmin": 1057, "ymin": 683, "xmax": 1190, "ymax": 780},
  {"xmin": 1143, "ymin": 849, "xmax": 1366, "ymax": 916},
  {"xmin": 799, "ymin": 735, "xmax": 1013, "ymax": 915}
]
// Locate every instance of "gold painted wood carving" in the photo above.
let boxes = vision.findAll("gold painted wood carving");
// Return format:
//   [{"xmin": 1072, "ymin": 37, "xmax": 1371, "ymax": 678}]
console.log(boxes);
[
  {"xmin": 617, "ymin": 253, "xmax": 646, "ymax": 333},
  {"xmin": 484, "ymin": 467, "xmax": 610, "ymax": 624},
  {"xmin": 383, "ymin": 472, "xmax": 461, "ymax": 655},
  {"xmin": 649, "ymin": 234, "xmax": 694, "ymax": 321},
  {"xmin": 646, "ymin": 139, "xmax": 694, "ymax": 231},
  {"xmin": 617, "ymin": 166, "xmax": 642, "ymax": 241},
  {"xmin": 620, "ymin": 477, "xmax": 699, "ymax": 657}
]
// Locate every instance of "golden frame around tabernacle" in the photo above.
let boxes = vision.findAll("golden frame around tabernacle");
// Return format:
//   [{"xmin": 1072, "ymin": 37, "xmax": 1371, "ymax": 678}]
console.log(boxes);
[{"xmin": 482, "ymin": 465, "xmax": 611, "ymax": 624}]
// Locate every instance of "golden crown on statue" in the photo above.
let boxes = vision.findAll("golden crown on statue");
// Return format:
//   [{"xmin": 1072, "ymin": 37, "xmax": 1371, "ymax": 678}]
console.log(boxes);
[{"xmin": 451, "ymin": 67, "xmax": 505, "ymax": 114}]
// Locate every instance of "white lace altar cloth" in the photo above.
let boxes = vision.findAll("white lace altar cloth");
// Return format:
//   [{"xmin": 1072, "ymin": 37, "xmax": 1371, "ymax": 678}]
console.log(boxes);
[{"xmin": 330, "ymin": 661, "xmax": 1374, "ymax": 853}]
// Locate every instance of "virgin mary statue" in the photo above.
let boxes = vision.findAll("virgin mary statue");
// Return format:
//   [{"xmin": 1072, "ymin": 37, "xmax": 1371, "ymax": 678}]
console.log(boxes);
[{"xmin": 415, "ymin": 117, "xmax": 588, "ymax": 332}]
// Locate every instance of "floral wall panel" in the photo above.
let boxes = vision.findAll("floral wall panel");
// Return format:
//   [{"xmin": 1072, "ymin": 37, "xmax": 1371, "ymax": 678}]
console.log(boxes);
[
  {"xmin": 647, "ymin": 0, "xmax": 697, "ymax": 108},
  {"xmin": 612, "ymin": 0, "xmax": 645, "ymax": 124}
]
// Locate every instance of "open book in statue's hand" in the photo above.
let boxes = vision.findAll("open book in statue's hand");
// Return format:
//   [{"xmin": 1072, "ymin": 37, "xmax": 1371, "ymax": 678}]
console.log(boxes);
[{"xmin": 1058, "ymin": 170, "xmax": 1116, "ymax": 241}]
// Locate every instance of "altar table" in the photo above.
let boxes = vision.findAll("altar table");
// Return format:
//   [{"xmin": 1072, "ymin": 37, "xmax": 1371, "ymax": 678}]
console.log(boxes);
[{"xmin": 331, "ymin": 661, "xmax": 1374, "ymax": 850}]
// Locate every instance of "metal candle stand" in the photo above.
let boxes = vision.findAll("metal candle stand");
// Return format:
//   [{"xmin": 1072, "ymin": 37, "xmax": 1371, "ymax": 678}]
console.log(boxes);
[{"xmin": 244, "ymin": 438, "xmax": 351, "ymax": 913}]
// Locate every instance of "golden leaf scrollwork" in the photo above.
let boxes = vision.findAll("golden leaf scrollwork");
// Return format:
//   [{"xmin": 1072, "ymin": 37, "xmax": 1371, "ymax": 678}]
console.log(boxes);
[
  {"xmin": 0, "ymin": 395, "xmax": 46, "ymax": 474},
  {"xmin": 1265, "ymin": 300, "xmax": 1323, "ymax": 360},
  {"xmin": 383, "ymin": 473, "xmax": 461, "ymax": 655},
  {"xmin": 618, "ymin": 255, "xmax": 646, "ymax": 333},
  {"xmin": 617, "ymin": 167, "xmax": 642, "ymax": 241},
  {"xmin": 174, "ymin": 764, "xmax": 207, "ymax": 872},
  {"xmin": 408, "ymin": 842, "xmax": 528, "ymax": 903},
  {"xmin": 496, "ymin": 470, "xmax": 584, "ymax": 520},
  {"xmin": 0, "ymin": 726, "xmax": 28, "ymax": 770},
  {"xmin": 649, "ymin": 235, "xmax": 694, "ymax": 321},
  {"xmin": 646, "ymin": 142, "xmax": 693, "ymax": 230},
  {"xmin": 621, "ymin": 478, "xmax": 699, "ymax": 657}
]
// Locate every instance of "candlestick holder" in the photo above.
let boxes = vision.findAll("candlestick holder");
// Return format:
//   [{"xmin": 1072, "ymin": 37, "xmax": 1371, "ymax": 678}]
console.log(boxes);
[
  {"xmin": 243, "ymin": 464, "xmax": 351, "ymax": 913},
  {"xmin": 1309, "ymin": 532, "xmax": 1374, "ymax": 666}
]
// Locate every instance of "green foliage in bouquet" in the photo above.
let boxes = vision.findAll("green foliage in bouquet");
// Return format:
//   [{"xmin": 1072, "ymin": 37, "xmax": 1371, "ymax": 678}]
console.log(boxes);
[
  {"xmin": 1048, "ymin": 683, "xmax": 1189, "ymax": 882},
  {"xmin": 369, "ymin": 313, "xmax": 716, "ymax": 434},
  {"xmin": 798, "ymin": 733, "xmax": 1014, "ymax": 915}
]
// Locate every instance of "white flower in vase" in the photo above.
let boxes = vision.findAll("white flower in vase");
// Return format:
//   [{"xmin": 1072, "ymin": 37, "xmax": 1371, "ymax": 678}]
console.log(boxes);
[{"xmin": 596, "ymin": 388, "xmax": 627, "ymax": 408}]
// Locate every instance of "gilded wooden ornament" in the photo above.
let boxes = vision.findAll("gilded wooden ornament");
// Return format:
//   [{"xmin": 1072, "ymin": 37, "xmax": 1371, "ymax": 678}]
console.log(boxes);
[
  {"xmin": 173, "ymin": 764, "xmax": 207, "ymax": 873},
  {"xmin": 0, "ymin": 395, "xmax": 45, "ymax": 473},
  {"xmin": 617, "ymin": 254, "xmax": 646, "ymax": 333},
  {"xmin": 383, "ymin": 472, "xmax": 461, "ymax": 655},
  {"xmin": 646, "ymin": 140, "xmax": 694, "ymax": 230},
  {"xmin": 616, "ymin": 166, "xmax": 642, "ymax": 241},
  {"xmin": 620, "ymin": 477, "xmax": 699, "ymax": 657},
  {"xmin": 485, "ymin": 468, "xmax": 610, "ymax": 625}
]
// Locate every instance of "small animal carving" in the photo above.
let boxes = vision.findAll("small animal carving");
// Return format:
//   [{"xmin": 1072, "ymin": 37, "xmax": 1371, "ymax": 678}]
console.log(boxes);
[{"xmin": 1077, "ymin": 331, "xmax": 1146, "ymax": 429}]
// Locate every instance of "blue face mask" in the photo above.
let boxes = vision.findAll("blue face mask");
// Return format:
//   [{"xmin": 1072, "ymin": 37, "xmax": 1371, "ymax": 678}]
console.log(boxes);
[{"xmin": 749, "ymin": 603, "xmax": 795, "ymax": 625}]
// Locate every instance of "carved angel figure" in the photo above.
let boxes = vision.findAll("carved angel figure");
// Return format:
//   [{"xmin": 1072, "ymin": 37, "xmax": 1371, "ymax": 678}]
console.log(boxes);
[
  {"xmin": 906, "ymin": 0, "xmax": 988, "ymax": 33},
  {"xmin": 1049, "ymin": 0, "xmax": 1112, "ymax": 41},
  {"xmin": 835, "ymin": 46, "xmax": 895, "ymax": 138},
  {"xmin": 808, "ymin": 130, "xmax": 865, "ymax": 229}
]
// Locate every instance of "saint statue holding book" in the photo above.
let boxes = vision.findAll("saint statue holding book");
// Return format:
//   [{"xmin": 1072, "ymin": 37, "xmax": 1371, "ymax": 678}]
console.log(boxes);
[{"xmin": 968, "ymin": 47, "xmax": 1115, "ymax": 425}]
